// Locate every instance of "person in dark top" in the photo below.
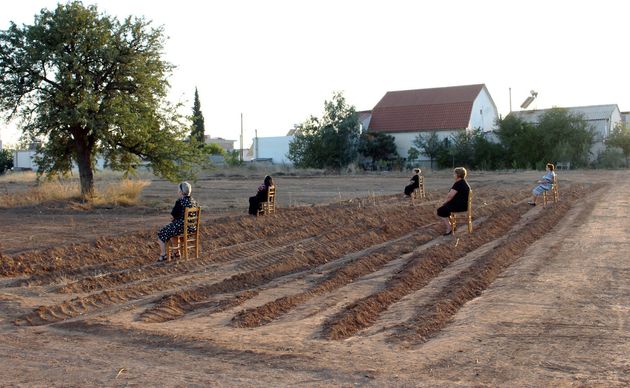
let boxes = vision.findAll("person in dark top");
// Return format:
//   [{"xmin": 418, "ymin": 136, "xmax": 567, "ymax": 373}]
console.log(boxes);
[
  {"xmin": 404, "ymin": 168, "xmax": 422, "ymax": 196},
  {"xmin": 249, "ymin": 175, "xmax": 274, "ymax": 216},
  {"xmin": 437, "ymin": 167, "xmax": 470, "ymax": 235},
  {"xmin": 157, "ymin": 182, "xmax": 199, "ymax": 262}
]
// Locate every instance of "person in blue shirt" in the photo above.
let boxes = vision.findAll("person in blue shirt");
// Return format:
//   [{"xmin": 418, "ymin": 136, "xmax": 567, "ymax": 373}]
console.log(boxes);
[{"xmin": 528, "ymin": 163, "xmax": 556, "ymax": 206}]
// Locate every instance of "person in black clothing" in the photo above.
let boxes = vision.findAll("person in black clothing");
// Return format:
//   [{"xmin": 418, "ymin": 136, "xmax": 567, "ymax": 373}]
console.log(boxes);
[
  {"xmin": 157, "ymin": 182, "xmax": 199, "ymax": 261},
  {"xmin": 437, "ymin": 167, "xmax": 470, "ymax": 235},
  {"xmin": 249, "ymin": 175, "xmax": 274, "ymax": 216},
  {"xmin": 404, "ymin": 168, "xmax": 422, "ymax": 196}
]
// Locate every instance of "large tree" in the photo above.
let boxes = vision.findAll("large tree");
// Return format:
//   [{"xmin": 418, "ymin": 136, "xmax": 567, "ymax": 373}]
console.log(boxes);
[
  {"xmin": 288, "ymin": 92, "xmax": 360, "ymax": 170},
  {"xmin": 191, "ymin": 87, "xmax": 205, "ymax": 144},
  {"xmin": 0, "ymin": 2, "xmax": 202, "ymax": 198}
]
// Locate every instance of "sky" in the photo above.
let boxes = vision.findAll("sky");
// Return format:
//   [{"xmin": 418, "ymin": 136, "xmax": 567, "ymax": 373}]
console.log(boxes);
[{"xmin": 1, "ymin": 0, "xmax": 629, "ymax": 148}]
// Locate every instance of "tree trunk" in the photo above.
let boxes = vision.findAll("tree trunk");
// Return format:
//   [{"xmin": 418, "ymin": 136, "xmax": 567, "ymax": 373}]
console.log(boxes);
[{"xmin": 74, "ymin": 135, "xmax": 95, "ymax": 200}]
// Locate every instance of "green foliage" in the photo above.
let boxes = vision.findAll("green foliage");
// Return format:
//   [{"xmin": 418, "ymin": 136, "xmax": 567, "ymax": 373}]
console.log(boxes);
[
  {"xmin": 205, "ymin": 143, "xmax": 225, "ymax": 156},
  {"xmin": 413, "ymin": 132, "xmax": 441, "ymax": 169},
  {"xmin": 406, "ymin": 147, "xmax": 420, "ymax": 163},
  {"xmin": 191, "ymin": 87, "xmax": 205, "ymax": 144},
  {"xmin": 595, "ymin": 148, "xmax": 625, "ymax": 168},
  {"xmin": 288, "ymin": 92, "xmax": 360, "ymax": 170},
  {"xmin": 0, "ymin": 149, "xmax": 13, "ymax": 174},
  {"xmin": 0, "ymin": 2, "xmax": 205, "ymax": 197},
  {"xmin": 358, "ymin": 132, "xmax": 398, "ymax": 162},
  {"xmin": 606, "ymin": 124, "xmax": 630, "ymax": 167},
  {"xmin": 224, "ymin": 150, "xmax": 243, "ymax": 167},
  {"xmin": 498, "ymin": 108, "xmax": 594, "ymax": 169}
]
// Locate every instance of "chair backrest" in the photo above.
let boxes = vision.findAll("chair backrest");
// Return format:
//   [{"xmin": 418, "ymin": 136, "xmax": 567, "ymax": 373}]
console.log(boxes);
[
  {"xmin": 267, "ymin": 186, "xmax": 276, "ymax": 204},
  {"xmin": 183, "ymin": 207, "xmax": 201, "ymax": 236}
]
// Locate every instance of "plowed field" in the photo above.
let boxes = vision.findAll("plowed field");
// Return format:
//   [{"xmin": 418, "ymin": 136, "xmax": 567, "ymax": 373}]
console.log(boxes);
[{"xmin": 0, "ymin": 170, "xmax": 628, "ymax": 386}]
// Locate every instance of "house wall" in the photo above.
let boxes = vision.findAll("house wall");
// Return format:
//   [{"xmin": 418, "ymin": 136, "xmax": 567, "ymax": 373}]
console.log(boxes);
[
  {"xmin": 390, "ymin": 130, "xmax": 460, "ymax": 160},
  {"xmin": 469, "ymin": 88, "xmax": 499, "ymax": 131},
  {"xmin": 254, "ymin": 136, "xmax": 294, "ymax": 164},
  {"xmin": 13, "ymin": 150, "xmax": 37, "ymax": 169}
]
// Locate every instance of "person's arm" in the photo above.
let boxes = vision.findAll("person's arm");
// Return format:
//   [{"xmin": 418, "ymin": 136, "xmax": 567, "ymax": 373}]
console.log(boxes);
[
  {"xmin": 443, "ymin": 189, "xmax": 457, "ymax": 205},
  {"xmin": 171, "ymin": 200, "xmax": 183, "ymax": 220}
]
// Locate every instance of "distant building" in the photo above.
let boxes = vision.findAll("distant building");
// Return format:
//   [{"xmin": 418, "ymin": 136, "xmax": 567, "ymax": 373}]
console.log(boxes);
[
  {"xmin": 204, "ymin": 136, "xmax": 236, "ymax": 152},
  {"xmin": 253, "ymin": 135, "xmax": 294, "ymax": 164},
  {"xmin": 621, "ymin": 111, "xmax": 630, "ymax": 127},
  {"xmin": 511, "ymin": 104, "xmax": 622, "ymax": 158},
  {"xmin": 357, "ymin": 110, "xmax": 372, "ymax": 132},
  {"xmin": 368, "ymin": 84, "xmax": 498, "ymax": 161}
]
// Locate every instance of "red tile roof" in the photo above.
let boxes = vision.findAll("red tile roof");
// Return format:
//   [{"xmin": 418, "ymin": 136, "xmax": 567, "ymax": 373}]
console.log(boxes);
[{"xmin": 368, "ymin": 84, "xmax": 485, "ymax": 133}]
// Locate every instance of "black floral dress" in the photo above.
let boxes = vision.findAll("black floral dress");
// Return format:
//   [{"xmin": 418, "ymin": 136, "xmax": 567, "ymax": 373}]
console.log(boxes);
[{"xmin": 157, "ymin": 196, "xmax": 198, "ymax": 242}]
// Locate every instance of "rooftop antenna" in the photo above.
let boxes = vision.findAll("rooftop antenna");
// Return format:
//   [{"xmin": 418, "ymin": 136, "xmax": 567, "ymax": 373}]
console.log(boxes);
[{"xmin": 520, "ymin": 90, "xmax": 538, "ymax": 109}]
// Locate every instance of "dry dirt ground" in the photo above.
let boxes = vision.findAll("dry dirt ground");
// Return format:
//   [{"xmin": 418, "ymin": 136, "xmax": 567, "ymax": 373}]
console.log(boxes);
[{"xmin": 0, "ymin": 170, "xmax": 628, "ymax": 386}]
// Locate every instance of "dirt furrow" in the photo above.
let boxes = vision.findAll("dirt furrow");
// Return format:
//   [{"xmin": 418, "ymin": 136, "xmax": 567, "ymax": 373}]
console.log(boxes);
[{"xmin": 388, "ymin": 186, "xmax": 598, "ymax": 344}]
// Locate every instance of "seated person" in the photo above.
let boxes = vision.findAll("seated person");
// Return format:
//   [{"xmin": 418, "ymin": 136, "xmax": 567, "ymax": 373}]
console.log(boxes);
[
  {"xmin": 157, "ymin": 182, "xmax": 198, "ymax": 262},
  {"xmin": 437, "ymin": 167, "xmax": 470, "ymax": 236},
  {"xmin": 404, "ymin": 168, "xmax": 422, "ymax": 196},
  {"xmin": 528, "ymin": 163, "xmax": 556, "ymax": 206},
  {"xmin": 249, "ymin": 175, "xmax": 274, "ymax": 216}
]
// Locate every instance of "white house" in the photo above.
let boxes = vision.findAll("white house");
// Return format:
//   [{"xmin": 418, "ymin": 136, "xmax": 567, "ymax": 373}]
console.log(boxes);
[
  {"xmin": 253, "ymin": 135, "xmax": 294, "ymax": 164},
  {"xmin": 511, "ymin": 104, "xmax": 622, "ymax": 158},
  {"xmin": 367, "ymin": 84, "xmax": 498, "ymax": 162}
]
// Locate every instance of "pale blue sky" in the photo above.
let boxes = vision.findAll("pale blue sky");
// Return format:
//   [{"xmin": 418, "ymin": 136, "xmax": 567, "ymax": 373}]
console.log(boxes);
[{"xmin": 1, "ymin": 0, "xmax": 629, "ymax": 148}]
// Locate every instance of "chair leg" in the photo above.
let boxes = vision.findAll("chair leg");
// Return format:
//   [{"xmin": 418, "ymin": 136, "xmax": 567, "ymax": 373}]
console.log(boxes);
[{"xmin": 449, "ymin": 214, "xmax": 456, "ymax": 232}]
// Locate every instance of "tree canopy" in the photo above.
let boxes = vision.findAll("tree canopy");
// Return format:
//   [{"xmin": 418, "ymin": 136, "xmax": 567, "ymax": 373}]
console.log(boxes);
[
  {"xmin": 358, "ymin": 132, "xmax": 398, "ymax": 163},
  {"xmin": 0, "ymin": 149, "xmax": 13, "ymax": 174},
  {"xmin": 498, "ymin": 108, "xmax": 594, "ymax": 168},
  {"xmin": 413, "ymin": 131, "xmax": 441, "ymax": 169},
  {"xmin": 606, "ymin": 124, "xmax": 630, "ymax": 167},
  {"xmin": 0, "ymin": 1, "xmax": 203, "ymax": 197},
  {"xmin": 288, "ymin": 92, "xmax": 360, "ymax": 170}
]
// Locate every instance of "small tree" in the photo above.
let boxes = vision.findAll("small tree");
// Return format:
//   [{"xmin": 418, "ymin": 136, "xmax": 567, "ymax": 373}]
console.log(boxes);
[
  {"xmin": 0, "ymin": 149, "xmax": 13, "ymax": 174},
  {"xmin": 606, "ymin": 124, "xmax": 630, "ymax": 167},
  {"xmin": 358, "ymin": 132, "xmax": 398, "ymax": 162},
  {"xmin": 413, "ymin": 131, "xmax": 441, "ymax": 169},
  {"xmin": 191, "ymin": 87, "xmax": 205, "ymax": 144},
  {"xmin": 407, "ymin": 147, "xmax": 420, "ymax": 166}
]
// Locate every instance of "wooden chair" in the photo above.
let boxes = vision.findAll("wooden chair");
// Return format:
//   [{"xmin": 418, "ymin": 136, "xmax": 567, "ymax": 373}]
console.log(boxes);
[
  {"xmin": 167, "ymin": 207, "xmax": 201, "ymax": 260},
  {"xmin": 257, "ymin": 186, "xmax": 276, "ymax": 216},
  {"xmin": 542, "ymin": 175, "xmax": 559, "ymax": 207},
  {"xmin": 411, "ymin": 176, "xmax": 426, "ymax": 203},
  {"xmin": 449, "ymin": 190, "xmax": 473, "ymax": 234}
]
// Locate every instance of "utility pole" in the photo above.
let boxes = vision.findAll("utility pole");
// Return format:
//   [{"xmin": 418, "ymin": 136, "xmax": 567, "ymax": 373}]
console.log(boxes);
[
  {"xmin": 240, "ymin": 113, "xmax": 244, "ymax": 162},
  {"xmin": 255, "ymin": 129, "xmax": 259, "ymax": 160}
]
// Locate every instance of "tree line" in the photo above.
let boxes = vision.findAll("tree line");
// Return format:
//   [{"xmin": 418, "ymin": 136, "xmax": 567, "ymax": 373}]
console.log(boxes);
[{"xmin": 288, "ymin": 94, "xmax": 630, "ymax": 171}]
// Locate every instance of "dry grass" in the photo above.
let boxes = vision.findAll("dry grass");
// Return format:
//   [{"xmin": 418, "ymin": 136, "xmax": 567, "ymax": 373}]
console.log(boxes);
[
  {"xmin": 93, "ymin": 179, "xmax": 151, "ymax": 206},
  {"xmin": 0, "ymin": 178, "xmax": 150, "ymax": 208}
]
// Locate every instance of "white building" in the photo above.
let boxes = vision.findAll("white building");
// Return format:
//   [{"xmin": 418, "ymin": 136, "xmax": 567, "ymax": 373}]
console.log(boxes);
[
  {"xmin": 367, "ymin": 84, "xmax": 499, "ymax": 162},
  {"xmin": 253, "ymin": 135, "xmax": 294, "ymax": 164},
  {"xmin": 204, "ymin": 136, "xmax": 236, "ymax": 152},
  {"xmin": 511, "ymin": 104, "xmax": 622, "ymax": 157}
]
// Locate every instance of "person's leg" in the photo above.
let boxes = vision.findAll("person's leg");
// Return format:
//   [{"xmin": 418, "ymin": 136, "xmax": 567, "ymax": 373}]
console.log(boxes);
[
  {"xmin": 158, "ymin": 239, "xmax": 166, "ymax": 256},
  {"xmin": 249, "ymin": 196, "xmax": 258, "ymax": 215},
  {"xmin": 437, "ymin": 205, "xmax": 453, "ymax": 234}
]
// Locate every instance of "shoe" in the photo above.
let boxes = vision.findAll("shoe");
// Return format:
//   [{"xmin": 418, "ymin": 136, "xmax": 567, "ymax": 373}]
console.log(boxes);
[
  {"xmin": 443, "ymin": 230, "xmax": 453, "ymax": 236},
  {"xmin": 528, "ymin": 201, "xmax": 536, "ymax": 206},
  {"xmin": 157, "ymin": 254, "xmax": 167, "ymax": 262}
]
